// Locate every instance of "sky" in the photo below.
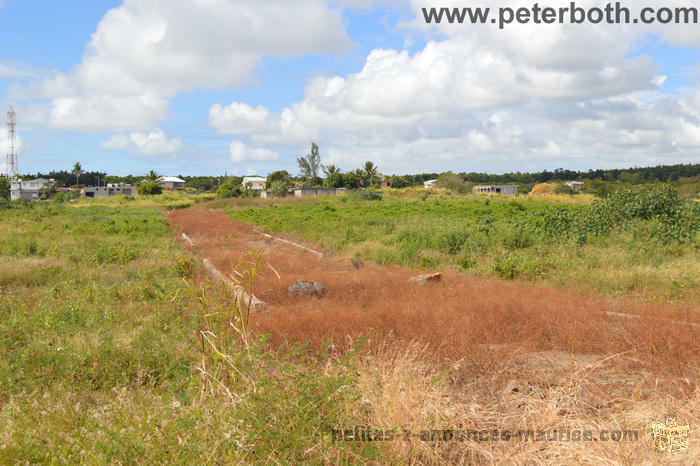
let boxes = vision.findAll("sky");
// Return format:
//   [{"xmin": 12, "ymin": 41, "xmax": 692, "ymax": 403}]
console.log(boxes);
[{"xmin": 1, "ymin": 0, "xmax": 699, "ymax": 177}]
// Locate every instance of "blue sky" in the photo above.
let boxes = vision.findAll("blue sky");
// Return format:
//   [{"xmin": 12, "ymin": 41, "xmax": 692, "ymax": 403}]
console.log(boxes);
[{"xmin": 1, "ymin": 0, "xmax": 699, "ymax": 177}]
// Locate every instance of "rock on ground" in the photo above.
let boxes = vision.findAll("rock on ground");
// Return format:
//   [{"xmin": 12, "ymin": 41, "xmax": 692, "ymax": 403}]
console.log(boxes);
[
  {"xmin": 288, "ymin": 280, "xmax": 327, "ymax": 298},
  {"xmin": 408, "ymin": 273, "xmax": 441, "ymax": 285}
]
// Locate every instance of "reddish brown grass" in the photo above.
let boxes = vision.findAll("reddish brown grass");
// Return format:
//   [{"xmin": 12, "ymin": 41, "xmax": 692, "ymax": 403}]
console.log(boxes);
[
  {"xmin": 167, "ymin": 206, "xmax": 698, "ymax": 380},
  {"xmin": 168, "ymin": 205, "xmax": 699, "ymax": 462}
]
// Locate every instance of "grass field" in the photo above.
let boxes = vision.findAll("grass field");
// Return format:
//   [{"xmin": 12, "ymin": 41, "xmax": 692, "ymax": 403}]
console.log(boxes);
[
  {"xmin": 0, "ymin": 201, "xmax": 385, "ymax": 463},
  {"xmin": 1, "ymin": 194, "xmax": 697, "ymax": 463},
  {"xmin": 228, "ymin": 190, "xmax": 699, "ymax": 303}
]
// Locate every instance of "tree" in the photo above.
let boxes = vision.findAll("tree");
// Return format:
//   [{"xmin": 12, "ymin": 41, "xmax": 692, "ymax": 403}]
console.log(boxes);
[
  {"xmin": 216, "ymin": 182, "xmax": 241, "ymax": 199},
  {"xmin": 437, "ymin": 172, "xmax": 471, "ymax": 194},
  {"xmin": 297, "ymin": 142, "xmax": 322, "ymax": 183},
  {"xmin": 323, "ymin": 164, "xmax": 341, "ymax": 176},
  {"xmin": 0, "ymin": 177, "xmax": 9, "ymax": 199},
  {"xmin": 268, "ymin": 180, "xmax": 290, "ymax": 197},
  {"xmin": 389, "ymin": 176, "xmax": 409, "ymax": 189},
  {"xmin": 324, "ymin": 172, "xmax": 344, "ymax": 188},
  {"xmin": 72, "ymin": 162, "xmax": 82, "ymax": 186},
  {"xmin": 266, "ymin": 170, "xmax": 291, "ymax": 189},
  {"xmin": 342, "ymin": 172, "xmax": 361, "ymax": 189},
  {"xmin": 138, "ymin": 181, "xmax": 162, "ymax": 196},
  {"xmin": 361, "ymin": 161, "xmax": 379, "ymax": 187},
  {"xmin": 145, "ymin": 170, "xmax": 160, "ymax": 182}
]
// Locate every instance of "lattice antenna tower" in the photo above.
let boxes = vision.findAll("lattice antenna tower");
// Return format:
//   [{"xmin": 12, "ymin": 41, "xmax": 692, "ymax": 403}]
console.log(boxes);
[{"xmin": 6, "ymin": 107, "xmax": 17, "ymax": 178}]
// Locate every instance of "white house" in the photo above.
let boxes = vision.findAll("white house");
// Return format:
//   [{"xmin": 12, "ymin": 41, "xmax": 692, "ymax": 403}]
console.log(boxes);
[
  {"xmin": 10, "ymin": 178, "xmax": 55, "ymax": 201},
  {"xmin": 242, "ymin": 176, "xmax": 266, "ymax": 191},
  {"xmin": 423, "ymin": 179, "xmax": 438, "ymax": 189},
  {"xmin": 565, "ymin": 181, "xmax": 584, "ymax": 192},
  {"xmin": 82, "ymin": 183, "xmax": 134, "ymax": 198},
  {"xmin": 156, "ymin": 176, "xmax": 186, "ymax": 189},
  {"xmin": 474, "ymin": 185, "xmax": 519, "ymax": 196}
]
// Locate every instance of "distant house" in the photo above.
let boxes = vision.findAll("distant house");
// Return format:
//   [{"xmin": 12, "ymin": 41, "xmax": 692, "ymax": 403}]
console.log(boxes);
[
  {"xmin": 565, "ymin": 181, "xmax": 584, "ymax": 192},
  {"xmin": 423, "ymin": 179, "xmax": 438, "ymax": 189},
  {"xmin": 242, "ymin": 176, "xmax": 266, "ymax": 191},
  {"xmin": 82, "ymin": 183, "xmax": 133, "ymax": 198},
  {"xmin": 10, "ymin": 178, "xmax": 55, "ymax": 201},
  {"xmin": 294, "ymin": 187, "xmax": 347, "ymax": 197},
  {"xmin": 156, "ymin": 176, "xmax": 186, "ymax": 189},
  {"xmin": 474, "ymin": 185, "xmax": 518, "ymax": 196}
]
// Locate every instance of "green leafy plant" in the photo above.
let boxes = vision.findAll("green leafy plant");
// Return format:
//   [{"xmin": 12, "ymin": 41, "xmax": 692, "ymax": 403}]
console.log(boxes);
[{"xmin": 138, "ymin": 181, "xmax": 163, "ymax": 196}]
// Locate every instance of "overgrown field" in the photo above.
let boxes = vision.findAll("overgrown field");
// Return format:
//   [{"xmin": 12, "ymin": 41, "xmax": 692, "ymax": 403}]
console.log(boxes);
[
  {"xmin": 0, "ymin": 202, "xmax": 384, "ymax": 463},
  {"xmin": 229, "ymin": 187, "xmax": 699, "ymax": 302}
]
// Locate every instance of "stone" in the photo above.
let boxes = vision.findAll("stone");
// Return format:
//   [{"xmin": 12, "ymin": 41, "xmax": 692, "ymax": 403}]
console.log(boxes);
[
  {"xmin": 408, "ymin": 272, "xmax": 441, "ymax": 285},
  {"xmin": 288, "ymin": 280, "xmax": 327, "ymax": 298}
]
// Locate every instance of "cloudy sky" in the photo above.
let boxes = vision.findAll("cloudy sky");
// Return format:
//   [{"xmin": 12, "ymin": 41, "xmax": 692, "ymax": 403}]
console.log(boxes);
[{"xmin": 1, "ymin": 0, "xmax": 699, "ymax": 176}]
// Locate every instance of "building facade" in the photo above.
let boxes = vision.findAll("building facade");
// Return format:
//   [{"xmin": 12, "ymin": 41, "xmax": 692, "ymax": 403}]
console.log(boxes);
[
  {"xmin": 293, "ymin": 187, "xmax": 347, "ymax": 197},
  {"xmin": 156, "ymin": 176, "xmax": 186, "ymax": 189},
  {"xmin": 10, "ymin": 178, "xmax": 55, "ymax": 201},
  {"xmin": 565, "ymin": 181, "xmax": 584, "ymax": 192},
  {"xmin": 242, "ymin": 176, "xmax": 266, "ymax": 191},
  {"xmin": 473, "ymin": 185, "xmax": 519, "ymax": 196},
  {"xmin": 82, "ymin": 183, "xmax": 134, "ymax": 198}
]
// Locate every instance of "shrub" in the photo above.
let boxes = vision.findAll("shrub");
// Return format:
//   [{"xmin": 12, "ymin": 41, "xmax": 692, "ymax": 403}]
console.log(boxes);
[
  {"xmin": 216, "ymin": 182, "xmax": 241, "ymax": 199},
  {"xmin": 350, "ymin": 189, "xmax": 383, "ymax": 201},
  {"xmin": 389, "ymin": 176, "xmax": 410, "ymax": 189},
  {"xmin": 554, "ymin": 183, "xmax": 577, "ymax": 195},
  {"xmin": 0, "ymin": 177, "xmax": 9, "ymax": 200},
  {"xmin": 538, "ymin": 186, "xmax": 699, "ymax": 244},
  {"xmin": 268, "ymin": 180, "xmax": 290, "ymax": 197},
  {"xmin": 341, "ymin": 173, "xmax": 361, "ymax": 189},
  {"xmin": 138, "ymin": 182, "xmax": 163, "ymax": 196},
  {"xmin": 437, "ymin": 173, "xmax": 471, "ymax": 194}
]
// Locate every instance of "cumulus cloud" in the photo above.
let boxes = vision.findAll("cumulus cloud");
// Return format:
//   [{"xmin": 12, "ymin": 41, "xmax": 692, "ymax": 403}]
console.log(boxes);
[
  {"xmin": 209, "ymin": 102, "xmax": 271, "ymax": 135},
  {"xmin": 10, "ymin": 0, "xmax": 352, "ymax": 133},
  {"xmin": 101, "ymin": 128, "xmax": 184, "ymax": 156},
  {"xmin": 206, "ymin": 0, "xmax": 700, "ymax": 172},
  {"xmin": 229, "ymin": 140, "xmax": 279, "ymax": 162}
]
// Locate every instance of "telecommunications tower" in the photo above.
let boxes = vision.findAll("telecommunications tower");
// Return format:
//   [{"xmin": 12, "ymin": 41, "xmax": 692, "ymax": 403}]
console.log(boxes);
[{"xmin": 6, "ymin": 107, "xmax": 17, "ymax": 178}]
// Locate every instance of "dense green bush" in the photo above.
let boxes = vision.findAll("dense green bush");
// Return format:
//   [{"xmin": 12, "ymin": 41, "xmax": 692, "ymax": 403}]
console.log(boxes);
[
  {"xmin": 0, "ymin": 177, "xmax": 9, "ymax": 200},
  {"xmin": 323, "ymin": 172, "xmax": 344, "ymax": 188},
  {"xmin": 216, "ymin": 182, "xmax": 242, "ymax": 199},
  {"xmin": 138, "ymin": 181, "xmax": 163, "ymax": 196},
  {"xmin": 268, "ymin": 180, "xmax": 290, "ymax": 197},
  {"xmin": 538, "ymin": 186, "xmax": 699, "ymax": 244}
]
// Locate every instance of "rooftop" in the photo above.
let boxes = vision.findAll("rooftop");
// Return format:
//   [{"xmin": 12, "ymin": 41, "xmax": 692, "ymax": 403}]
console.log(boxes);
[{"xmin": 157, "ymin": 176, "xmax": 186, "ymax": 183}]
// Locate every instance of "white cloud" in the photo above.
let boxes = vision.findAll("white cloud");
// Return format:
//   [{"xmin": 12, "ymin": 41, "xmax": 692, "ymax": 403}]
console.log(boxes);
[
  {"xmin": 206, "ymin": 0, "xmax": 700, "ymax": 172},
  {"xmin": 102, "ymin": 128, "xmax": 183, "ymax": 156},
  {"xmin": 229, "ymin": 140, "xmax": 279, "ymax": 162},
  {"xmin": 209, "ymin": 102, "xmax": 271, "ymax": 135},
  {"xmin": 0, "ymin": 61, "xmax": 44, "ymax": 80},
  {"xmin": 11, "ymin": 0, "xmax": 352, "ymax": 133}
]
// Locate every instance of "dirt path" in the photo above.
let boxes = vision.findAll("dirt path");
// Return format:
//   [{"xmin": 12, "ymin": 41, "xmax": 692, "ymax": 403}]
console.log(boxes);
[{"xmin": 165, "ymin": 204, "xmax": 698, "ymax": 377}]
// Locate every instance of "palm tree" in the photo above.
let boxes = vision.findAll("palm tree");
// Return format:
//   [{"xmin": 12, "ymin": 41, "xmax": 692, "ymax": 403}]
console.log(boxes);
[
  {"xmin": 72, "ymin": 162, "xmax": 82, "ymax": 187},
  {"xmin": 145, "ymin": 170, "xmax": 160, "ymax": 182},
  {"xmin": 362, "ymin": 161, "xmax": 378, "ymax": 187},
  {"xmin": 323, "ymin": 164, "xmax": 341, "ymax": 176}
]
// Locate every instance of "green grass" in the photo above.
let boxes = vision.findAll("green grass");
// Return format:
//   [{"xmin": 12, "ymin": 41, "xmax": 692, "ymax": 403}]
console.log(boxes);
[
  {"xmin": 229, "ymin": 192, "xmax": 699, "ymax": 302},
  {"xmin": 0, "ymin": 200, "xmax": 383, "ymax": 463}
]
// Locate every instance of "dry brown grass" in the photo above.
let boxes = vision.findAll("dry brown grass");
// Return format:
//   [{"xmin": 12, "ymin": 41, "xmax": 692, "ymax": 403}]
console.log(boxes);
[
  {"xmin": 167, "ymin": 205, "xmax": 699, "ymax": 463},
  {"xmin": 348, "ymin": 342, "xmax": 699, "ymax": 464}
]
